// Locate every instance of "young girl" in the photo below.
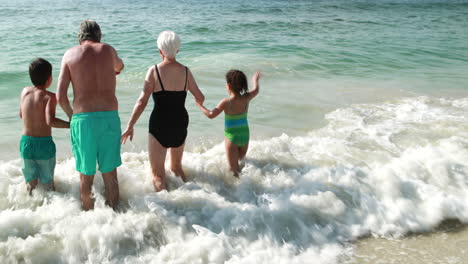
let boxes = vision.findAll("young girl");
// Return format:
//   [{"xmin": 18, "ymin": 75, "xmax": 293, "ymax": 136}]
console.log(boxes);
[{"xmin": 197, "ymin": 70, "xmax": 261, "ymax": 176}]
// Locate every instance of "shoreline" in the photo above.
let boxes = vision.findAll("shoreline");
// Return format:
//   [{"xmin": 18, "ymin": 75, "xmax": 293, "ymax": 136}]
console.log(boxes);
[{"xmin": 344, "ymin": 219, "xmax": 468, "ymax": 264}]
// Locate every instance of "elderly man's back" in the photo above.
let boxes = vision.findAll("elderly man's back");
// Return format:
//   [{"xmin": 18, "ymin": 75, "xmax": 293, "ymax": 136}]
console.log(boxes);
[{"xmin": 62, "ymin": 42, "xmax": 120, "ymax": 114}]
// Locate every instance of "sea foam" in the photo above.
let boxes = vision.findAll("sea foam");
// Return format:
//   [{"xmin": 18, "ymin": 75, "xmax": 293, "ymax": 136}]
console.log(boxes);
[{"xmin": 0, "ymin": 96, "xmax": 467, "ymax": 263}]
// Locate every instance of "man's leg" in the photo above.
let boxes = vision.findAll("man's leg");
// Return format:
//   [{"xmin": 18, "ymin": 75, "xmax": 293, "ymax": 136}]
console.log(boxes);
[
  {"xmin": 80, "ymin": 173, "xmax": 95, "ymax": 211},
  {"xmin": 102, "ymin": 169, "xmax": 119, "ymax": 210}
]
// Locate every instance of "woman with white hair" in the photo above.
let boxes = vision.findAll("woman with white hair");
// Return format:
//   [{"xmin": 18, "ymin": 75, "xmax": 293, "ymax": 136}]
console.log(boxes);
[{"xmin": 121, "ymin": 31, "xmax": 205, "ymax": 191}]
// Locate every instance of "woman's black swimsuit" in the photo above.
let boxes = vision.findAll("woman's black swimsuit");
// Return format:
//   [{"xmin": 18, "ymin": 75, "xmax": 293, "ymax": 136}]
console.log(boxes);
[{"xmin": 149, "ymin": 65, "xmax": 189, "ymax": 148}]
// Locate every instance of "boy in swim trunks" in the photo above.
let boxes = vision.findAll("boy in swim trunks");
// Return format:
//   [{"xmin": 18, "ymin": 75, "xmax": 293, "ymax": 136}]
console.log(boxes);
[
  {"xmin": 197, "ymin": 70, "xmax": 261, "ymax": 176},
  {"xmin": 19, "ymin": 58, "xmax": 70, "ymax": 195}
]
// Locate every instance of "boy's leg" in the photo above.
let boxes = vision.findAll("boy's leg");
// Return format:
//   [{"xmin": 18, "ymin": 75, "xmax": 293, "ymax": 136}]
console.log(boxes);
[
  {"xmin": 22, "ymin": 159, "xmax": 39, "ymax": 195},
  {"xmin": 225, "ymin": 138, "xmax": 240, "ymax": 177},
  {"xmin": 148, "ymin": 134, "xmax": 168, "ymax": 191},
  {"xmin": 169, "ymin": 144, "xmax": 187, "ymax": 182},
  {"xmin": 80, "ymin": 174, "xmax": 95, "ymax": 211},
  {"xmin": 102, "ymin": 169, "xmax": 119, "ymax": 210},
  {"xmin": 37, "ymin": 157, "xmax": 56, "ymax": 191},
  {"xmin": 27, "ymin": 179, "xmax": 38, "ymax": 196}
]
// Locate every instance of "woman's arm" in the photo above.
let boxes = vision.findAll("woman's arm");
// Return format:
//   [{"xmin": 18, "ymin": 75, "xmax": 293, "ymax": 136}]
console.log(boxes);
[
  {"xmin": 186, "ymin": 68, "xmax": 205, "ymax": 105},
  {"xmin": 197, "ymin": 98, "xmax": 226, "ymax": 119},
  {"xmin": 121, "ymin": 67, "xmax": 154, "ymax": 143},
  {"xmin": 247, "ymin": 71, "xmax": 261, "ymax": 101}
]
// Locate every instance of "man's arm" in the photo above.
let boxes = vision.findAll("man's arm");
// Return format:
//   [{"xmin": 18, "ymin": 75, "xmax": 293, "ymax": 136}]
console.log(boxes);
[
  {"xmin": 56, "ymin": 54, "xmax": 73, "ymax": 119},
  {"xmin": 111, "ymin": 46, "xmax": 124, "ymax": 74},
  {"xmin": 46, "ymin": 93, "xmax": 70, "ymax": 128}
]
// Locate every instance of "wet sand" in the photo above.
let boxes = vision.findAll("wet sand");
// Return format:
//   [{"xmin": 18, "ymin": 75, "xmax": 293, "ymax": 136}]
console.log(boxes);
[{"xmin": 344, "ymin": 221, "xmax": 468, "ymax": 264}]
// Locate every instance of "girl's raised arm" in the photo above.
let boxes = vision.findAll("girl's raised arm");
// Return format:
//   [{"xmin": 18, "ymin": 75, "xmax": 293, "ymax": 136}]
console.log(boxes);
[{"xmin": 247, "ymin": 71, "xmax": 261, "ymax": 101}]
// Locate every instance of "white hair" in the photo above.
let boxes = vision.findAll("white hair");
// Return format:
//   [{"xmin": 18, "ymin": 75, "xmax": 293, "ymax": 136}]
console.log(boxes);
[{"xmin": 157, "ymin": 30, "xmax": 181, "ymax": 59}]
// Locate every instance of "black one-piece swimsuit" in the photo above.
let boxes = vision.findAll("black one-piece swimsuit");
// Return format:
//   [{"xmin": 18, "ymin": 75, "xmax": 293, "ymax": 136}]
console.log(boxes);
[{"xmin": 149, "ymin": 65, "xmax": 189, "ymax": 148}]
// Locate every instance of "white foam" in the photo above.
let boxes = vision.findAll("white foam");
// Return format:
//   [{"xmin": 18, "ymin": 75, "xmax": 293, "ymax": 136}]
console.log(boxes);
[{"xmin": 0, "ymin": 96, "xmax": 467, "ymax": 263}]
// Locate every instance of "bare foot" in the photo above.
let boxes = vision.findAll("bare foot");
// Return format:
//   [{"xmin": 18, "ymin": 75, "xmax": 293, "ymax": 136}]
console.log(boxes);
[
  {"xmin": 153, "ymin": 177, "xmax": 167, "ymax": 192},
  {"xmin": 171, "ymin": 167, "xmax": 187, "ymax": 183},
  {"xmin": 27, "ymin": 184, "xmax": 33, "ymax": 196},
  {"xmin": 27, "ymin": 180, "xmax": 38, "ymax": 196},
  {"xmin": 180, "ymin": 174, "xmax": 187, "ymax": 183}
]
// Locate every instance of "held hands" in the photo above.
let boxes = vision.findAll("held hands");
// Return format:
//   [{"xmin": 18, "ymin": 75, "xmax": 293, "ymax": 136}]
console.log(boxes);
[
  {"xmin": 195, "ymin": 100, "xmax": 204, "ymax": 109},
  {"xmin": 121, "ymin": 126, "xmax": 134, "ymax": 144}
]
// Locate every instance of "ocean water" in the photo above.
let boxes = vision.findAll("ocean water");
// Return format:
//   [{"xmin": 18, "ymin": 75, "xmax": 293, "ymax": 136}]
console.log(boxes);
[{"xmin": 1, "ymin": 0, "xmax": 468, "ymax": 263}]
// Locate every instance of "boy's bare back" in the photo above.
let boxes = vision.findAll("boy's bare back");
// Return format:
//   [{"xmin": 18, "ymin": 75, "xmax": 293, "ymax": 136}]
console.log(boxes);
[{"xmin": 20, "ymin": 86, "xmax": 56, "ymax": 137}]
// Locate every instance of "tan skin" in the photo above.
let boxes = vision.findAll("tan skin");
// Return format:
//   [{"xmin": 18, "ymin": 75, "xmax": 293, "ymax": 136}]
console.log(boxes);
[
  {"xmin": 56, "ymin": 39, "xmax": 124, "ymax": 210},
  {"xmin": 19, "ymin": 75, "xmax": 70, "ymax": 195},
  {"xmin": 196, "ymin": 72, "xmax": 260, "ymax": 176},
  {"xmin": 121, "ymin": 50, "xmax": 205, "ymax": 191}
]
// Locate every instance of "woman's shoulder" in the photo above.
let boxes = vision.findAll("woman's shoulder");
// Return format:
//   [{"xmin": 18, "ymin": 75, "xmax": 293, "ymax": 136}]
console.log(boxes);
[{"xmin": 147, "ymin": 64, "xmax": 157, "ymax": 72}]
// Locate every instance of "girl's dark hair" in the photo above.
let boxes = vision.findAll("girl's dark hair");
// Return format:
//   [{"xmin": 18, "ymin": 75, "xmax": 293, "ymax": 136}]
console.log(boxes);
[
  {"xmin": 225, "ymin": 70, "xmax": 248, "ymax": 96},
  {"xmin": 29, "ymin": 58, "xmax": 52, "ymax": 86}
]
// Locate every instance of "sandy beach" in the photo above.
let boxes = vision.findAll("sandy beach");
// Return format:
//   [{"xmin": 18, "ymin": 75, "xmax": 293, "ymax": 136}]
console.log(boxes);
[{"xmin": 345, "ymin": 221, "xmax": 468, "ymax": 263}]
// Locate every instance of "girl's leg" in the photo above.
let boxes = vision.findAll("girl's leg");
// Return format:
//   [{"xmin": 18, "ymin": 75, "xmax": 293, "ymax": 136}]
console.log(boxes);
[
  {"xmin": 148, "ymin": 134, "xmax": 168, "ymax": 191},
  {"xmin": 169, "ymin": 144, "xmax": 187, "ymax": 182},
  {"xmin": 225, "ymin": 138, "xmax": 240, "ymax": 177},
  {"xmin": 238, "ymin": 142, "xmax": 249, "ymax": 160}
]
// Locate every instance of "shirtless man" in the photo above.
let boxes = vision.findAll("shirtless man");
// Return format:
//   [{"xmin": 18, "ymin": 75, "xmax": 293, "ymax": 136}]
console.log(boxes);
[{"xmin": 57, "ymin": 20, "xmax": 124, "ymax": 211}]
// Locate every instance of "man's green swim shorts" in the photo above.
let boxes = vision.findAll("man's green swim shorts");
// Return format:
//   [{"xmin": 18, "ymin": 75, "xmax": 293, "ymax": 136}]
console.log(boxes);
[
  {"xmin": 71, "ymin": 111, "xmax": 122, "ymax": 176},
  {"xmin": 19, "ymin": 135, "xmax": 56, "ymax": 184}
]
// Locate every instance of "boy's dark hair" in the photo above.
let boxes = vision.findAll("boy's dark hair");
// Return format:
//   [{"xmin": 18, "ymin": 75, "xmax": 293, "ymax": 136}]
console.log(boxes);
[
  {"xmin": 225, "ymin": 70, "xmax": 248, "ymax": 96},
  {"xmin": 78, "ymin": 20, "xmax": 101, "ymax": 43},
  {"xmin": 29, "ymin": 58, "xmax": 52, "ymax": 86}
]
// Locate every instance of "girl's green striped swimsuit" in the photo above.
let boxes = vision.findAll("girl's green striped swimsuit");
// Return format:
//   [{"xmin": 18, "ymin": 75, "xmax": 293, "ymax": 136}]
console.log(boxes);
[{"xmin": 224, "ymin": 111, "xmax": 249, "ymax": 147}]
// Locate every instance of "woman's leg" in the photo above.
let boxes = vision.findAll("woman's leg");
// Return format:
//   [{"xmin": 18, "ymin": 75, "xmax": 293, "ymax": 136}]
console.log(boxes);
[
  {"xmin": 148, "ymin": 134, "xmax": 168, "ymax": 191},
  {"xmin": 225, "ymin": 138, "xmax": 240, "ymax": 177},
  {"xmin": 169, "ymin": 144, "xmax": 187, "ymax": 182}
]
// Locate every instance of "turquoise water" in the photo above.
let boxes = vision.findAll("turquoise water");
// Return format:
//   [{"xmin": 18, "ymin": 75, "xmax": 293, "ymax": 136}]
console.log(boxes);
[
  {"xmin": 1, "ymin": 1, "xmax": 468, "ymax": 263},
  {"xmin": 1, "ymin": 0, "xmax": 467, "ymax": 155}
]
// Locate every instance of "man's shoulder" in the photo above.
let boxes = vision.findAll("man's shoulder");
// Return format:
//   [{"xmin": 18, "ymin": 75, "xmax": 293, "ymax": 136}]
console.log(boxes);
[
  {"xmin": 100, "ymin": 43, "xmax": 116, "ymax": 53},
  {"xmin": 66, "ymin": 45, "xmax": 81, "ymax": 53},
  {"xmin": 63, "ymin": 45, "xmax": 81, "ymax": 60}
]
